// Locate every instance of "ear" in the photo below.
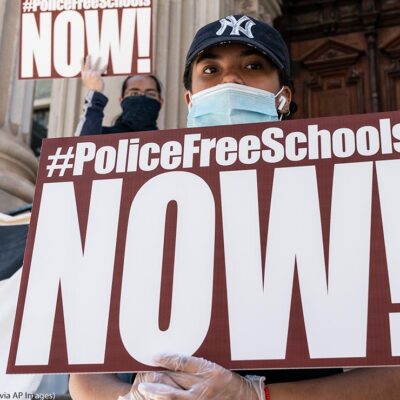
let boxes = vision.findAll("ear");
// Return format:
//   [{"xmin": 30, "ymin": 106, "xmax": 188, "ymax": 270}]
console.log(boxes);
[
  {"xmin": 184, "ymin": 90, "xmax": 191, "ymax": 107},
  {"xmin": 159, "ymin": 96, "xmax": 164, "ymax": 108},
  {"xmin": 119, "ymin": 96, "xmax": 123, "ymax": 104},
  {"xmin": 275, "ymin": 86, "xmax": 292, "ymax": 115}
]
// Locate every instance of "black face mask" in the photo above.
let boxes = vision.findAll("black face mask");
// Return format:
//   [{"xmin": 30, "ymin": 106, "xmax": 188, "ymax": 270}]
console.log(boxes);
[{"xmin": 120, "ymin": 96, "xmax": 161, "ymax": 131}]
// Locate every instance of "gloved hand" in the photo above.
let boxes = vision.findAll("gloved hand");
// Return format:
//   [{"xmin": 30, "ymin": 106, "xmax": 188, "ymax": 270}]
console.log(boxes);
[
  {"xmin": 117, "ymin": 371, "xmax": 183, "ymax": 400},
  {"xmin": 81, "ymin": 55, "xmax": 107, "ymax": 92},
  {"xmin": 135, "ymin": 354, "xmax": 266, "ymax": 400}
]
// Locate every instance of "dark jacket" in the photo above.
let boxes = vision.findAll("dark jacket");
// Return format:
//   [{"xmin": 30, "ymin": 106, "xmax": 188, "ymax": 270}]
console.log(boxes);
[{"xmin": 75, "ymin": 91, "xmax": 157, "ymax": 136}]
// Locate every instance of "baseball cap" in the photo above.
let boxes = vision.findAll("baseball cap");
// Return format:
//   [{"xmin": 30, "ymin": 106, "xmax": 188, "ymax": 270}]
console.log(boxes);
[{"xmin": 185, "ymin": 15, "xmax": 291, "ymax": 77}]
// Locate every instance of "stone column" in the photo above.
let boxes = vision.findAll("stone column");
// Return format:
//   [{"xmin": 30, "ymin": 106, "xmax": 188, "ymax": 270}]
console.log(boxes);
[
  {"xmin": 47, "ymin": 78, "xmax": 83, "ymax": 138},
  {"xmin": 153, "ymin": 0, "xmax": 222, "ymax": 129},
  {"xmin": 0, "ymin": 0, "xmax": 38, "ymax": 213}
]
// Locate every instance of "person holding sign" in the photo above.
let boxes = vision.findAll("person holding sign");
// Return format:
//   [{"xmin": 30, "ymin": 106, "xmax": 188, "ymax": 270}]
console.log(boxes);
[
  {"xmin": 69, "ymin": 15, "xmax": 400, "ymax": 400},
  {"xmin": 75, "ymin": 56, "xmax": 164, "ymax": 136}
]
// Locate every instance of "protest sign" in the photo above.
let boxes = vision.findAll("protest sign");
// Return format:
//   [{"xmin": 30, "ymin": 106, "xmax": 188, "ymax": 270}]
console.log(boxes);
[
  {"xmin": 19, "ymin": 0, "xmax": 153, "ymax": 79},
  {"xmin": 7, "ymin": 112, "xmax": 400, "ymax": 373}
]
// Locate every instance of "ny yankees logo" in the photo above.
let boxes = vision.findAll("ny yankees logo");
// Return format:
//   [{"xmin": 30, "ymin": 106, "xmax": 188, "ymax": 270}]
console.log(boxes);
[{"xmin": 216, "ymin": 15, "xmax": 256, "ymax": 38}]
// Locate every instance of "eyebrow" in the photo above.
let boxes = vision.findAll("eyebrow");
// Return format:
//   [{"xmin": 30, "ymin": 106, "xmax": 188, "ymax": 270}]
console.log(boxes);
[
  {"xmin": 195, "ymin": 50, "xmax": 220, "ymax": 65},
  {"xmin": 194, "ymin": 47, "xmax": 266, "ymax": 65},
  {"xmin": 125, "ymin": 87, "xmax": 157, "ymax": 92}
]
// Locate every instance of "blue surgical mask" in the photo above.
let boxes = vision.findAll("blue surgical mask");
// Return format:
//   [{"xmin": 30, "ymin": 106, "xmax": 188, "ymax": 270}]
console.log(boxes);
[{"xmin": 187, "ymin": 83, "xmax": 283, "ymax": 128}]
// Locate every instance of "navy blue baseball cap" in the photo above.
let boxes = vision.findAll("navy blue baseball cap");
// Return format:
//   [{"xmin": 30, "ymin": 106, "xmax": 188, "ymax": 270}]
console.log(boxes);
[{"xmin": 185, "ymin": 15, "xmax": 291, "ymax": 77}]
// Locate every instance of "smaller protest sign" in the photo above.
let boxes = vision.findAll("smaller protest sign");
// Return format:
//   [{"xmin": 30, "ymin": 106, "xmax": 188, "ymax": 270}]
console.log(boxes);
[{"xmin": 19, "ymin": 0, "xmax": 153, "ymax": 79}]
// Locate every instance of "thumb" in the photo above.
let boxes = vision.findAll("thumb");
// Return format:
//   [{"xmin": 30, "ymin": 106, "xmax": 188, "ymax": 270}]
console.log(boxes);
[
  {"xmin": 138, "ymin": 382, "xmax": 188, "ymax": 400},
  {"xmin": 154, "ymin": 353, "xmax": 216, "ymax": 374}
]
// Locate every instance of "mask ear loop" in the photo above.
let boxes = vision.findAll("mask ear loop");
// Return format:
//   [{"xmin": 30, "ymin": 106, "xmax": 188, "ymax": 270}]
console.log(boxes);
[
  {"xmin": 187, "ymin": 92, "xmax": 193, "ymax": 109},
  {"xmin": 275, "ymin": 87, "xmax": 285, "ymax": 98}
]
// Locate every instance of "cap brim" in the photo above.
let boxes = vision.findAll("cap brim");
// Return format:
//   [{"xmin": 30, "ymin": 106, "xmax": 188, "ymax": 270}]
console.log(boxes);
[{"xmin": 186, "ymin": 36, "xmax": 285, "ymax": 72}]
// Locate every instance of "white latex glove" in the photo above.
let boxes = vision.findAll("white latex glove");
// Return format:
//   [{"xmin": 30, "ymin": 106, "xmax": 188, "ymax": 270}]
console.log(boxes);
[
  {"xmin": 136, "ymin": 354, "xmax": 266, "ymax": 400},
  {"xmin": 81, "ymin": 55, "xmax": 107, "ymax": 92},
  {"xmin": 117, "ymin": 371, "xmax": 183, "ymax": 400}
]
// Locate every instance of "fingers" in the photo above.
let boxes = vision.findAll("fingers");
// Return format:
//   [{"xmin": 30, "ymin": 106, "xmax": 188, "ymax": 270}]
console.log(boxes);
[
  {"xmin": 154, "ymin": 354, "xmax": 216, "ymax": 375},
  {"xmin": 162, "ymin": 371, "xmax": 203, "ymax": 389},
  {"xmin": 81, "ymin": 56, "xmax": 87, "ymax": 75},
  {"xmin": 138, "ymin": 382, "xmax": 190, "ymax": 400},
  {"xmin": 82, "ymin": 54, "xmax": 91, "ymax": 72},
  {"xmin": 134, "ymin": 369, "xmax": 202, "ymax": 392},
  {"xmin": 92, "ymin": 56, "xmax": 101, "ymax": 71},
  {"xmin": 80, "ymin": 55, "xmax": 106, "ymax": 91},
  {"xmin": 99, "ymin": 63, "xmax": 108, "ymax": 76},
  {"xmin": 81, "ymin": 55, "xmax": 106, "ymax": 74},
  {"xmin": 134, "ymin": 372, "xmax": 182, "ymax": 389}
]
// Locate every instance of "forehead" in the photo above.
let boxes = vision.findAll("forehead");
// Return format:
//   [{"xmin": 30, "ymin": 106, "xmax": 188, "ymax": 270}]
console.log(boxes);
[
  {"xmin": 124, "ymin": 75, "xmax": 157, "ymax": 92},
  {"xmin": 194, "ymin": 42, "xmax": 276, "ymax": 67}
]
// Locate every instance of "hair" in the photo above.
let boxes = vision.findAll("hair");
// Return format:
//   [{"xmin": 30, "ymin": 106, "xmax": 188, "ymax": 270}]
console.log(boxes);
[
  {"xmin": 183, "ymin": 65, "xmax": 192, "ymax": 92},
  {"xmin": 121, "ymin": 74, "xmax": 163, "ymax": 98},
  {"xmin": 183, "ymin": 59, "xmax": 297, "ymax": 119}
]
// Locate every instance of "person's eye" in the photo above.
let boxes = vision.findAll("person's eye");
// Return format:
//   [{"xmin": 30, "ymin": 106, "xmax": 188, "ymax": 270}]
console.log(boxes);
[
  {"xmin": 146, "ymin": 90, "xmax": 159, "ymax": 99},
  {"xmin": 128, "ymin": 90, "xmax": 140, "ymax": 96},
  {"xmin": 203, "ymin": 66, "xmax": 218, "ymax": 74},
  {"xmin": 245, "ymin": 62, "xmax": 262, "ymax": 70}
]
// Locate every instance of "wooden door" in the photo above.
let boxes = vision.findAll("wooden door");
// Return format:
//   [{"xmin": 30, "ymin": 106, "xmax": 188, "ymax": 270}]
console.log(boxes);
[{"xmin": 275, "ymin": 0, "xmax": 400, "ymax": 119}]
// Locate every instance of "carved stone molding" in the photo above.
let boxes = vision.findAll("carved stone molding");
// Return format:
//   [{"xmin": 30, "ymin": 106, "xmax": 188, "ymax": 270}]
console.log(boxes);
[
  {"xmin": 299, "ymin": 40, "xmax": 365, "ymax": 117},
  {"xmin": 380, "ymin": 34, "xmax": 400, "ymax": 111},
  {"xmin": 220, "ymin": 0, "xmax": 282, "ymax": 23},
  {"xmin": 276, "ymin": 0, "xmax": 400, "ymax": 41},
  {"xmin": 381, "ymin": 33, "xmax": 400, "ymax": 60},
  {"xmin": 301, "ymin": 39, "xmax": 364, "ymax": 72}
]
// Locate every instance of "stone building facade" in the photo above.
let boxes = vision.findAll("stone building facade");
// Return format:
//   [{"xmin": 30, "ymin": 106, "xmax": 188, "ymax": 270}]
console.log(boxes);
[
  {"xmin": 3, "ymin": 0, "xmax": 398, "ymax": 213},
  {"xmin": 0, "ymin": 0, "xmax": 282, "ymax": 213}
]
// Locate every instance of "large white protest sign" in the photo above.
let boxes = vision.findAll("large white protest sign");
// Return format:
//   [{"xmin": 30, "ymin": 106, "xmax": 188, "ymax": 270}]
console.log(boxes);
[{"xmin": 8, "ymin": 112, "xmax": 400, "ymax": 373}]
